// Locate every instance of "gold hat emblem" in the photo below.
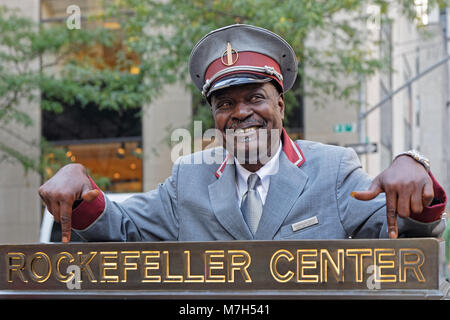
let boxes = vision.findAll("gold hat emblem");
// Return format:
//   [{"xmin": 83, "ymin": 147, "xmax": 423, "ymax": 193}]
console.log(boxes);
[{"xmin": 221, "ymin": 42, "xmax": 239, "ymax": 66}]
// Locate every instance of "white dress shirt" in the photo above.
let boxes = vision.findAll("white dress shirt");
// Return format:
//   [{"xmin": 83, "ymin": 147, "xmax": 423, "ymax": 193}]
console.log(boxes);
[{"xmin": 235, "ymin": 142, "xmax": 282, "ymax": 206}]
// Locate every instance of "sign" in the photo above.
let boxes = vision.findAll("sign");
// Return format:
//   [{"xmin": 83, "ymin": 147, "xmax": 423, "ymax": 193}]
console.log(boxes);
[
  {"xmin": 333, "ymin": 123, "xmax": 356, "ymax": 133},
  {"xmin": 0, "ymin": 239, "xmax": 448, "ymax": 299},
  {"xmin": 346, "ymin": 142, "xmax": 378, "ymax": 154}
]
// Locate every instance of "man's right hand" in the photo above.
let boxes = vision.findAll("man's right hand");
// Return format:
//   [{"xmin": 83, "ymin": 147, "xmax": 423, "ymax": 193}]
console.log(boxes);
[{"xmin": 38, "ymin": 163, "xmax": 100, "ymax": 243}]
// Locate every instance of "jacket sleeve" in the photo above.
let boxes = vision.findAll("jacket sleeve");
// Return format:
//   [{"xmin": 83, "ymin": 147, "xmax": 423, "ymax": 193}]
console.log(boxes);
[
  {"xmin": 73, "ymin": 158, "xmax": 181, "ymax": 242},
  {"xmin": 336, "ymin": 147, "xmax": 446, "ymax": 239}
]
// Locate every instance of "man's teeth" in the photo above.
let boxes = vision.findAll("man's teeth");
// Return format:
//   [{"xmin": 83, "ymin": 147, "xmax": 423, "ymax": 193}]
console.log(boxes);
[{"xmin": 234, "ymin": 126, "xmax": 259, "ymax": 134}]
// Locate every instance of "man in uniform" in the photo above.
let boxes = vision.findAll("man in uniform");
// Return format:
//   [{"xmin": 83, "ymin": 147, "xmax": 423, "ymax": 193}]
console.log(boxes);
[{"xmin": 39, "ymin": 24, "xmax": 447, "ymax": 243}]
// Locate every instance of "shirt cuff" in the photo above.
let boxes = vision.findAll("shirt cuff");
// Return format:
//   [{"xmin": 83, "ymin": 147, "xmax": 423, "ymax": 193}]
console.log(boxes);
[
  {"xmin": 71, "ymin": 176, "xmax": 105, "ymax": 230},
  {"xmin": 409, "ymin": 171, "xmax": 447, "ymax": 223}
]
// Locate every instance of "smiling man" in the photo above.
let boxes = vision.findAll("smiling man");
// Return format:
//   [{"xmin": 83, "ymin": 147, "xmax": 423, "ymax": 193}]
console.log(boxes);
[{"xmin": 38, "ymin": 24, "xmax": 447, "ymax": 243}]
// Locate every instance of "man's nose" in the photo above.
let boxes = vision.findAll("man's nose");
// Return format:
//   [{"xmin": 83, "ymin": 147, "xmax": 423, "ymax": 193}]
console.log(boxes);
[{"xmin": 232, "ymin": 101, "xmax": 253, "ymax": 121}]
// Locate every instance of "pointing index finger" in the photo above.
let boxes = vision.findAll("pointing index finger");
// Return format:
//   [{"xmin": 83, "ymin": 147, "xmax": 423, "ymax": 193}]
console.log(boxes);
[
  {"xmin": 385, "ymin": 191, "xmax": 398, "ymax": 239},
  {"xmin": 59, "ymin": 201, "xmax": 73, "ymax": 243}
]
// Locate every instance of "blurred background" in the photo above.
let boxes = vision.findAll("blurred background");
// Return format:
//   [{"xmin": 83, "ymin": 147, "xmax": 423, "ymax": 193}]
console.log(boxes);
[{"xmin": 0, "ymin": 0, "xmax": 449, "ymax": 243}]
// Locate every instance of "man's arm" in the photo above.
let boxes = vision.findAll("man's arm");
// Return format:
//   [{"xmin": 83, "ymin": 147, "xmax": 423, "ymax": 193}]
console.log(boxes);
[{"xmin": 39, "ymin": 160, "xmax": 180, "ymax": 242}]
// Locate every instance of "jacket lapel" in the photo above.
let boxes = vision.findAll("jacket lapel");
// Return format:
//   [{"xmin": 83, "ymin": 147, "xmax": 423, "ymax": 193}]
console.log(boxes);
[
  {"xmin": 208, "ymin": 159, "xmax": 253, "ymax": 240},
  {"xmin": 254, "ymin": 152, "xmax": 309, "ymax": 240}
]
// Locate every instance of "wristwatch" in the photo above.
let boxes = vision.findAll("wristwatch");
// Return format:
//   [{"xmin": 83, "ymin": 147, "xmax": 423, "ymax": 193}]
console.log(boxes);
[{"xmin": 394, "ymin": 150, "xmax": 430, "ymax": 172}]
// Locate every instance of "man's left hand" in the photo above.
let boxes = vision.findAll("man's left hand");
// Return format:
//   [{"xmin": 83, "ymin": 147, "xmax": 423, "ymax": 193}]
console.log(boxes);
[{"xmin": 351, "ymin": 155, "xmax": 434, "ymax": 239}]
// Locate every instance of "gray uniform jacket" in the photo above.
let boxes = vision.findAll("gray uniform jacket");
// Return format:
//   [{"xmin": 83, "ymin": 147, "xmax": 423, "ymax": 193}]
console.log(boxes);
[{"xmin": 74, "ymin": 138, "xmax": 446, "ymax": 242}]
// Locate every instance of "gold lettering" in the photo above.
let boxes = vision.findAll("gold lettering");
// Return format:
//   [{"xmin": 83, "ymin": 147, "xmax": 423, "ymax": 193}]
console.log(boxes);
[
  {"xmin": 119, "ymin": 251, "xmax": 140, "ymax": 283},
  {"xmin": 270, "ymin": 249, "xmax": 294, "ymax": 283},
  {"xmin": 3, "ymin": 245, "xmax": 433, "ymax": 287},
  {"xmin": 54, "ymin": 252, "xmax": 74, "ymax": 282},
  {"xmin": 374, "ymin": 248, "xmax": 397, "ymax": 282},
  {"xmin": 162, "ymin": 251, "xmax": 183, "ymax": 282},
  {"xmin": 141, "ymin": 251, "xmax": 161, "ymax": 283},
  {"xmin": 320, "ymin": 249, "xmax": 344, "ymax": 283},
  {"xmin": 204, "ymin": 250, "xmax": 226, "ymax": 283},
  {"xmin": 346, "ymin": 249, "xmax": 372, "ymax": 282},
  {"xmin": 183, "ymin": 250, "xmax": 204, "ymax": 283},
  {"xmin": 28, "ymin": 252, "xmax": 52, "ymax": 283},
  {"xmin": 76, "ymin": 251, "xmax": 97, "ymax": 282},
  {"xmin": 399, "ymin": 248, "xmax": 425, "ymax": 282},
  {"xmin": 99, "ymin": 251, "xmax": 119, "ymax": 283},
  {"xmin": 297, "ymin": 249, "xmax": 319, "ymax": 283},
  {"xmin": 227, "ymin": 250, "xmax": 252, "ymax": 283},
  {"xmin": 6, "ymin": 252, "xmax": 27, "ymax": 283}
]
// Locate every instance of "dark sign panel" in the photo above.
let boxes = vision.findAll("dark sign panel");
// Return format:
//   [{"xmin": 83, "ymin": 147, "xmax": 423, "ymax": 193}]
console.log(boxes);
[
  {"xmin": 345, "ymin": 143, "xmax": 378, "ymax": 155},
  {"xmin": 0, "ymin": 239, "xmax": 448, "ymax": 299}
]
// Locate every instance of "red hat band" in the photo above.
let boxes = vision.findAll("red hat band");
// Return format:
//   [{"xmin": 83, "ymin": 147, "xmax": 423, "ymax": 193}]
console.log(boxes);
[{"xmin": 202, "ymin": 51, "xmax": 284, "ymax": 96}]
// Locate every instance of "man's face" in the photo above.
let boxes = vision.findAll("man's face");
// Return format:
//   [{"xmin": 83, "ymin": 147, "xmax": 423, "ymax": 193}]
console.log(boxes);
[{"xmin": 210, "ymin": 82, "xmax": 285, "ymax": 166}]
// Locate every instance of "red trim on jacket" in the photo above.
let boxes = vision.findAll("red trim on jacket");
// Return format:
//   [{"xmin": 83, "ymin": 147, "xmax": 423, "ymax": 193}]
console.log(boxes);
[
  {"xmin": 280, "ymin": 128, "xmax": 305, "ymax": 167},
  {"xmin": 71, "ymin": 176, "xmax": 105, "ymax": 230},
  {"xmin": 214, "ymin": 152, "xmax": 230, "ymax": 178},
  {"xmin": 409, "ymin": 171, "xmax": 447, "ymax": 223}
]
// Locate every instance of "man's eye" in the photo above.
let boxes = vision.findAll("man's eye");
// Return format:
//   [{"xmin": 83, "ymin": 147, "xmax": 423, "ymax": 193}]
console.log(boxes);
[
  {"xmin": 250, "ymin": 95, "xmax": 264, "ymax": 103},
  {"xmin": 217, "ymin": 101, "xmax": 232, "ymax": 109}
]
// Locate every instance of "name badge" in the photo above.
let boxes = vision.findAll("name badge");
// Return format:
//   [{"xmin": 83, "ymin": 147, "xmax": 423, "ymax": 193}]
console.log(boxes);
[{"xmin": 291, "ymin": 216, "xmax": 319, "ymax": 232}]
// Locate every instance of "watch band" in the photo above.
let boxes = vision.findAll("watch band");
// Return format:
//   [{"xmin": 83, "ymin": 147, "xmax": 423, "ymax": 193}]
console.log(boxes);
[{"xmin": 394, "ymin": 150, "xmax": 431, "ymax": 172}]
